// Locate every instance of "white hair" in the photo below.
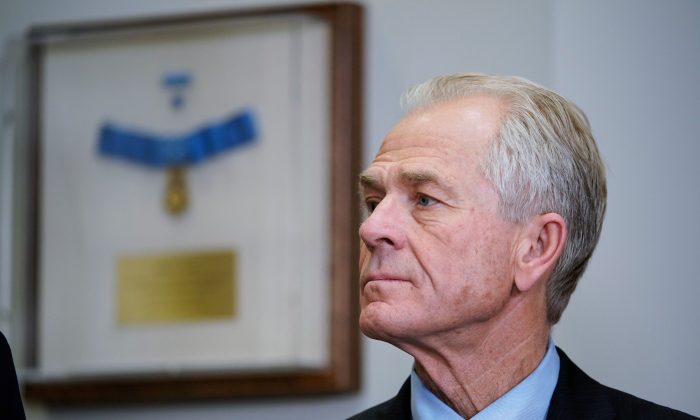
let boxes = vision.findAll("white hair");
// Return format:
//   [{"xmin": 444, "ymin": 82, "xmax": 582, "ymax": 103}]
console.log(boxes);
[{"xmin": 402, "ymin": 73, "xmax": 607, "ymax": 324}]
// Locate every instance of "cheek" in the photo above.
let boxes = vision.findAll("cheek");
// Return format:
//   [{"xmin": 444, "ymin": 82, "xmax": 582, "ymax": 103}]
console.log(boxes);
[
  {"xmin": 359, "ymin": 244, "xmax": 370, "ymax": 269},
  {"xmin": 440, "ymin": 219, "xmax": 515, "ymax": 316}
]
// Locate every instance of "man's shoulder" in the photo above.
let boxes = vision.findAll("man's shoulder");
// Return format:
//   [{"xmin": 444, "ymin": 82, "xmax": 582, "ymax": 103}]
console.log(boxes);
[
  {"xmin": 346, "ymin": 396, "xmax": 405, "ymax": 420},
  {"xmin": 1, "ymin": 331, "xmax": 26, "ymax": 420},
  {"xmin": 548, "ymin": 347, "xmax": 696, "ymax": 419},
  {"xmin": 347, "ymin": 348, "xmax": 697, "ymax": 420},
  {"xmin": 603, "ymin": 385, "xmax": 695, "ymax": 419},
  {"xmin": 346, "ymin": 378, "xmax": 411, "ymax": 420}
]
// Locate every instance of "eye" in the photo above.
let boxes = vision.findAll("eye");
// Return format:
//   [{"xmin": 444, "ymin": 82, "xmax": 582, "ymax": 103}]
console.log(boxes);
[
  {"xmin": 365, "ymin": 198, "xmax": 380, "ymax": 213},
  {"xmin": 416, "ymin": 194, "xmax": 437, "ymax": 207}
]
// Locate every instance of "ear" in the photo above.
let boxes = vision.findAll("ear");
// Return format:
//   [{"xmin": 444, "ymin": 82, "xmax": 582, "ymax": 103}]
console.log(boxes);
[{"xmin": 513, "ymin": 213, "xmax": 567, "ymax": 293}]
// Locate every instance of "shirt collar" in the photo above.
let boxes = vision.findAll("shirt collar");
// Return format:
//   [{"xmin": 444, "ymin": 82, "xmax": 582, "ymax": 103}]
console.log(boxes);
[{"xmin": 411, "ymin": 339, "xmax": 560, "ymax": 420}]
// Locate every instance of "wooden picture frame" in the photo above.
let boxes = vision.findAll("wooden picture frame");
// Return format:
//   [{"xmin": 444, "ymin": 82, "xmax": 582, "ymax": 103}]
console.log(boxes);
[{"xmin": 22, "ymin": 2, "xmax": 362, "ymax": 404}]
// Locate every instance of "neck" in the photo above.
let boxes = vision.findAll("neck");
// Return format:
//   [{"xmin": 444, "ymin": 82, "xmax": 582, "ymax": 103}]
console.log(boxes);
[{"xmin": 405, "ymin": 298, "xmax": 550, "ymax": 418}]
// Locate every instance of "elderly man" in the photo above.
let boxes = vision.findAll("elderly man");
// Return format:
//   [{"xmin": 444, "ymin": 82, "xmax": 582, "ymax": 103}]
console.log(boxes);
[{"xmin": 351, "ymin": 74, "xmax": 692, "ymax": 419}]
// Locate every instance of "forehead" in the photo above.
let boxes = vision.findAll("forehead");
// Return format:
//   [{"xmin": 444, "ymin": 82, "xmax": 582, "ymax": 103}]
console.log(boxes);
[{"xmin": 365, "ymin": 95, "xmax": 505, "ymax": 181}]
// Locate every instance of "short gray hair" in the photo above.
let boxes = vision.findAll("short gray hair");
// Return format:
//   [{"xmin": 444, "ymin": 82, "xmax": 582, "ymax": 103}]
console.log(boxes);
[{"xmin": 402, "ymin": 73, "xmax": 607, "ymax": 324}]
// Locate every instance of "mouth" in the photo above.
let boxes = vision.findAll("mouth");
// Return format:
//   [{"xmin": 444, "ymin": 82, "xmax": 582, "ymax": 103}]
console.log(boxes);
[{"xmin": 361, "ymin": 273, "xmax": 409, "ymax": 289}]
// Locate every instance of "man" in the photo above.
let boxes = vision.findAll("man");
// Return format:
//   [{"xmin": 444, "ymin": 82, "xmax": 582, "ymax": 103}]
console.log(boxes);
[
  {"xmin": 1, "ymin": 331, "xmax": 25, "ymax": 419},
  {"xmin": 350, "ymin": 73, "xmax": 693, "ymax": 419}
]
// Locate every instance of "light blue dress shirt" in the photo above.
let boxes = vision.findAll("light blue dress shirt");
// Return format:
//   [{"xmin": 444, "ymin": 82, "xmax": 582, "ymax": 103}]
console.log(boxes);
[{"xmin": 410, "ymin": 340, "xmax": 560, "ymax": 420}]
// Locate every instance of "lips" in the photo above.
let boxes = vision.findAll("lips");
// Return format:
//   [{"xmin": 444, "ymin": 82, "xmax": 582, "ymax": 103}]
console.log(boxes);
[{"xmin": 361, "ymin": 273, "xmax": 409, "ymax": 289}]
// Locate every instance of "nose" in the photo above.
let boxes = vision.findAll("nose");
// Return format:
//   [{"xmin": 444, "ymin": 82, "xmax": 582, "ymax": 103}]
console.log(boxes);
[{"xmin": 359, "ymin": 197, "xmax": 407, "ymax": 251}]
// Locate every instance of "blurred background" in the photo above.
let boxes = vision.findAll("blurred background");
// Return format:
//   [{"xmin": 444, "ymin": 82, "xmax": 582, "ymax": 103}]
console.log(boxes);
[{"xmin": 1, "ymin": 0, "xmax": 698, "ymax": 418}]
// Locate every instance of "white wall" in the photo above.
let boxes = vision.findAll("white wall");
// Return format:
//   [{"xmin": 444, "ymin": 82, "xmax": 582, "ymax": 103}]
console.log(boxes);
[
  {"xmin": 551, "ymin": 0, "xmax": 700, "ymax": 415},
  {"xmin": 0, "ymin": 0, "xmax": 698, "ymax": 418}
]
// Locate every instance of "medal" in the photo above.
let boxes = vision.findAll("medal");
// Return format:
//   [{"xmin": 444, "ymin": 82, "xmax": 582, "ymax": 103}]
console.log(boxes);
[
  {"xmin": 97, "ymin": 71, "xmax": 257, "ymax": 215},
  {"xmin": 165, "ymin": 167, "xmax": 188, "ymax": 215},
  {"xmin": 97, "ymin": 109, "xmax": 257, "ymax": 215}
]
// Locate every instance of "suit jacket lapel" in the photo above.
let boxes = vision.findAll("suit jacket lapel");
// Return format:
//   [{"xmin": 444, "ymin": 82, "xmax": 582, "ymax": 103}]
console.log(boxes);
[
  {"xmin": 546, "ymin": 347, "xmax": 616, "ymax": 420},
  {"xmin": 387, "ymin": 377, "xmax": 412, "ymax": 419}
]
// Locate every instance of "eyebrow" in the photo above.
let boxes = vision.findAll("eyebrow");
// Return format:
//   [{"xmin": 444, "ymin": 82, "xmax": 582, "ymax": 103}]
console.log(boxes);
[
  {"xmin": 358, "ymin": 169, "xmax": 449, "ymax": 192},
  {"xmin": 398, "ymin": 169, "xmax": 441, "ymax": 186},
  {"xmin": 358, "ymin": 172, "xmax": 382, "ymax": 193}
]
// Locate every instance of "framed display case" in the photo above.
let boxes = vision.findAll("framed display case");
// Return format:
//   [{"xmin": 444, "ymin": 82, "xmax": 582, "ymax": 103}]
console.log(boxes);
[{"xmin": 22, "ymin": 2, "xmax": 363, "ymax": 404}]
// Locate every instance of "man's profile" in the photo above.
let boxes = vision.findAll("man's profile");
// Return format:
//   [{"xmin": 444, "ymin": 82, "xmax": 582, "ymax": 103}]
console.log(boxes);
[{"xmin": 350, "ymin": 73, "xmax": 693, "ymax": 419}]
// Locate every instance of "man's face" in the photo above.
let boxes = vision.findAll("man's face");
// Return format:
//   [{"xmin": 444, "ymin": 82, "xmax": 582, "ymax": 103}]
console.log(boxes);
[{"xmin": 358, "ymin": 96, "xmax": 521, "ymax": 345}]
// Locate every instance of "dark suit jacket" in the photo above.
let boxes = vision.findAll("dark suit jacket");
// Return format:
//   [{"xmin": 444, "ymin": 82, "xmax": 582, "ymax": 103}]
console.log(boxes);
[
  {"xmin": 348, "ymin": 347, "xmax": 696, "ymax": 419},
  {"xmin": 1, "ymin": 331, "xmax": 25, "ymax": 419}
]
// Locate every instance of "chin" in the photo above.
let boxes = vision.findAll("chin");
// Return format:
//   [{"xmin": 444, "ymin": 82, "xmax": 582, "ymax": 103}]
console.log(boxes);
[
  {"xmin": 359, "ymin": 304, "xmax": 414, "ymax": 343},
  {"xmin": 359, "ymin": 323, "xmax": 386, "ymax": 343}
]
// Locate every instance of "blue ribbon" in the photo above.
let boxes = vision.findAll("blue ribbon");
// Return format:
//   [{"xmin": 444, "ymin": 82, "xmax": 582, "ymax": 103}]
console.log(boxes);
[
  {"xmin": 98, "ymin": 110, "xmax": 257, "ymax": 167},
  {"xmin": 162, "ymin": 71, "xmax": 192, "ymax": 88}
]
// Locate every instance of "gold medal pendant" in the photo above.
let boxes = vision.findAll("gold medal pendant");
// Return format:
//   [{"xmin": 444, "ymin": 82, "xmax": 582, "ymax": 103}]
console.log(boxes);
[
  {"xmin": 99, "ymin": 111, "xmax": 256, "ymax": 216},
  {"xmin": 164, "ymin": 167, "xmax": 188, "ymax": 215}
]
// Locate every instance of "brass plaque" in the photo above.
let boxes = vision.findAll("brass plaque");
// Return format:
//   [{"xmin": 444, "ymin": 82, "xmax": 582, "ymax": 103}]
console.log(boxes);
[{"xmin": 117, "ymin": 250, "xmax": 236, "ymax": 325}]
